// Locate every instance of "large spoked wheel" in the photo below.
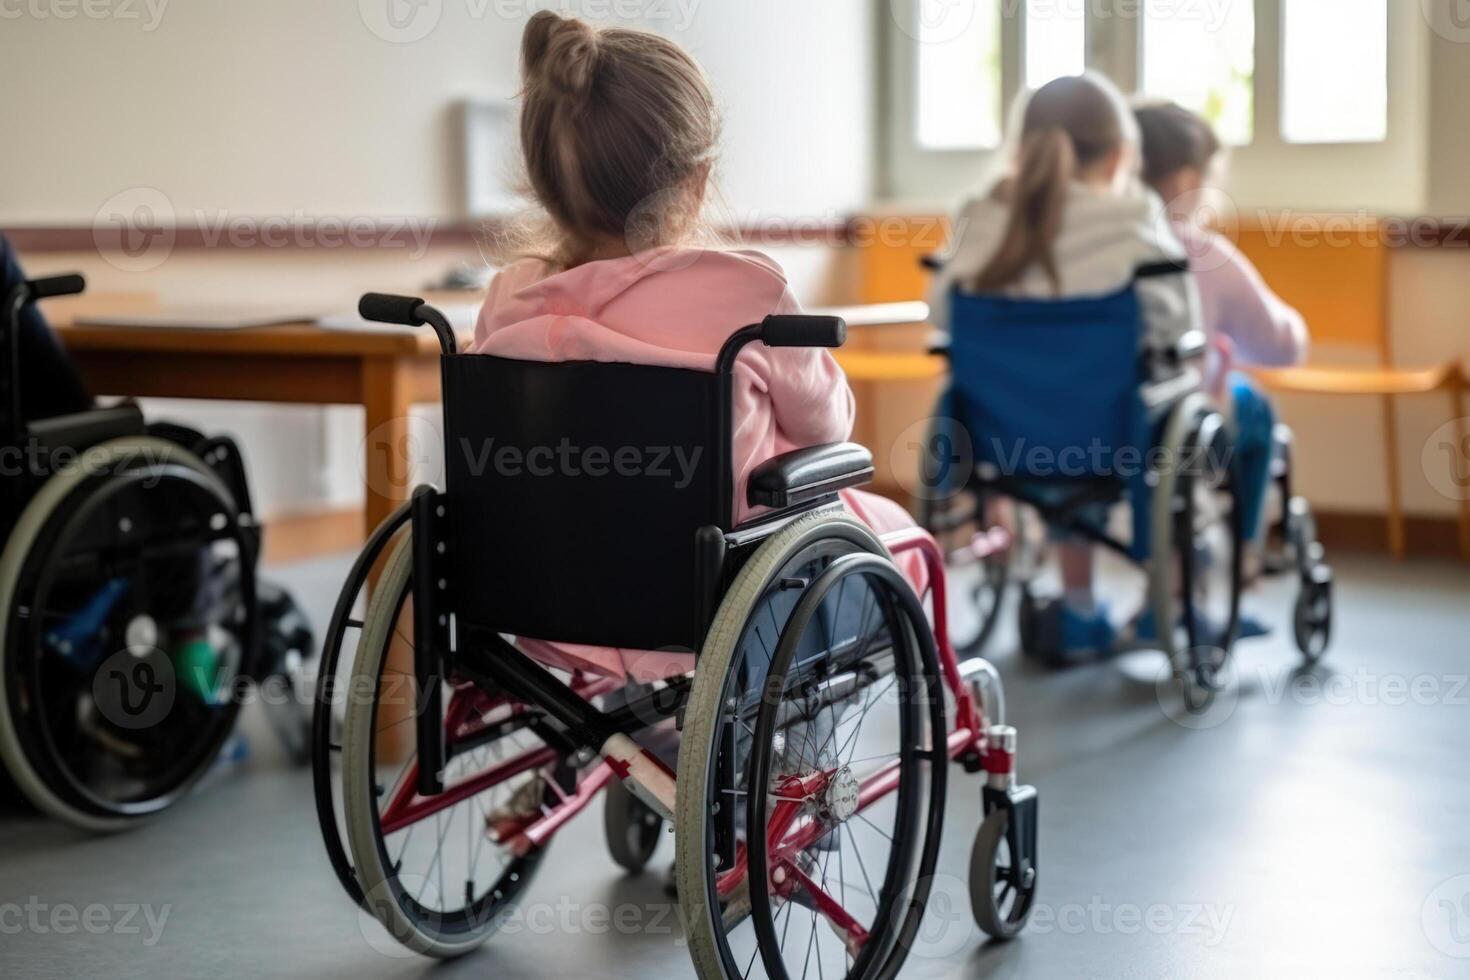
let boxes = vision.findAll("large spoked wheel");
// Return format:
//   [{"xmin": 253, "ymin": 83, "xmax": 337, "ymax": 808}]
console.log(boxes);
[
  {"xmin": 341, "ymin": 538, "xmax": 559, "ymax": 958},
  {"xmin": 676, "ymin": 512, "xmax": 947, "ymax": 980},
  {"xmin": 1151, "ymin": 400, "xmax": 1241, "ymax": 708},
  {"xmin": 0, "ymin": 437, "xmax": 255, "ymax": 832},
  {"xmin": 310, "ymin": 503, "xmax": 412, "ymax": 906},
  {"xmin": 969, "ymin": 808, "xmax": 1037, "ymax": 941}
]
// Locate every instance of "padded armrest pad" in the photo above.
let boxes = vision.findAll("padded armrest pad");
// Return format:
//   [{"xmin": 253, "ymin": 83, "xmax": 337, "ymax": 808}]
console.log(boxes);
[
  {"xmin": 747, "ymin": 442, "xmax": 875, "ymax": 509},
  {"xmin": 25, "ymin": 403, "xmax": 146, "ymax": 453}
]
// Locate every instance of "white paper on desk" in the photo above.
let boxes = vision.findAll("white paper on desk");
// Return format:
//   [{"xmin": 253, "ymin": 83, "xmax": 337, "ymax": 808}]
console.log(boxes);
[
  {"xmin": 317, "ymin": 303, "xmax": 481, "ymax": 335},
  {"xmin": 73, "ymin": 304, "xmax": 322, "ymax": 330}
]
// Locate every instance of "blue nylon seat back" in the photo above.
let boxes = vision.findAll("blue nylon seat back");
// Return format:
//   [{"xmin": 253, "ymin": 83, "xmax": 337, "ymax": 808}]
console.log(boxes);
[{"xmin": 947, "ymin": 285, "xmax": 1146, "ymax": 482}]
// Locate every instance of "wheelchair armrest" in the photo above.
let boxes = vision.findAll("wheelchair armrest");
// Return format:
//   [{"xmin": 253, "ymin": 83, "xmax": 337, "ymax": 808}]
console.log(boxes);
[
  {"xmin": 747, "ymin": 442, "xmax": 874, "ymax": 510},
  {"xmin": 26, "ymin": 402, "xmax": 146, "ymax": 454}
]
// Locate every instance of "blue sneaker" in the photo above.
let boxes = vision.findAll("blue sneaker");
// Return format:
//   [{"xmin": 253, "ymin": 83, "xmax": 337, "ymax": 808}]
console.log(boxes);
[{"xmin": 1056, "ymin": 603, "xmax": 1117, "ymax": 659}]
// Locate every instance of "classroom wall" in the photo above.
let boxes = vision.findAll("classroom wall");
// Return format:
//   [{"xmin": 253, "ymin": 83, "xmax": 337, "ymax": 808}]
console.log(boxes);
[
  {"xmin": 0, "ymin": 1, "xmax": 877, "ymax": 222},
  {"xmin": 1, "ymin": 0, "xmax": 878, "ymax": 523}
]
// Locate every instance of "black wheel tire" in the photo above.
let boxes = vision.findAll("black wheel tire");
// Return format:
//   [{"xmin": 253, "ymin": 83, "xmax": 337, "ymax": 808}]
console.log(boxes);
[
  {"xmin": 1293, "ymin": 569, "xmax": 1334, "ymax": 664},
  {"xmin": 604, "ymin": 777, "xmax": 663, "ymax": 874},
  {"xmin": 970, "ymin": 808, "xmax": 1036, "ymax": 941}
]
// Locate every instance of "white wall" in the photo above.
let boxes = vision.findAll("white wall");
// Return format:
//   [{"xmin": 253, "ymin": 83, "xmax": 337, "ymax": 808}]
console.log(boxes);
[{"xmin": 0, "ymin": 0, "xmax": 876, "ymax": 223}]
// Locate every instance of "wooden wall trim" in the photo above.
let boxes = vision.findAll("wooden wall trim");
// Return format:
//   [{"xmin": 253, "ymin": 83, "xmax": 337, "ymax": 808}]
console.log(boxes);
[{"xmin": 3, "ymin": 219, "xmax": 860, "ymax": 254}]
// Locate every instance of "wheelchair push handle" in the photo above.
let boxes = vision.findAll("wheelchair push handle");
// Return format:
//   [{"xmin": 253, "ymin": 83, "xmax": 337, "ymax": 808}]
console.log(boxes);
[
  {"xmin": 760, "ymin": 314, "xmax": 846, "ymax": 350},
  {"xmin": 358, "ymin": 293, "xmax": 458, "ymax": 355},
  {"xmin": 27, "ymin": 274, "xmax": 86, "ymax": 301}
]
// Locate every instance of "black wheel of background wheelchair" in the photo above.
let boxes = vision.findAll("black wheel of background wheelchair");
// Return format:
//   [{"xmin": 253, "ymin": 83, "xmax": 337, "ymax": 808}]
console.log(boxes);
[
  {"xmin": 917, "ymin": 413, "xmax": 1010, "ymax": 654},
  {"xmin": 920, "ymin": 487, "xmax": 1010, "ymax": 653},
  {"xmin": 1150, "ymin": 396, "xmax": 1243, "ymax": 708},
  {"xmin": 675, "ymin": 511, "xmax": 947, "ymax": 980},
  {"xmin": 340, "ymin": 535, "xmax": 561, "ymax": 958},
  {"xmin": 0, "ymin": 437, "xmax": 256, "ymax": 831},
  {"xmin": 310, "ymin": 501, "xmax": 411, "ymax": 906},
  {"xmin": 1293, "ymin": 564, "xmax": 1334, "ymax": 664}
]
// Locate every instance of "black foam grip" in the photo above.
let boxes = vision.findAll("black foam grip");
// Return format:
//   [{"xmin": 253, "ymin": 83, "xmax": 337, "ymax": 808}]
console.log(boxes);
[
  {"xmin": 761, "ymin": 314, "xmax": 846, "ymax": 349},
  {"xmin": 359, "ymin": 292, "xmax": 426, "ymax": 326},
  {"xmin": 28, "ymin": 274, "xmax": 85, "ymax": 300}
]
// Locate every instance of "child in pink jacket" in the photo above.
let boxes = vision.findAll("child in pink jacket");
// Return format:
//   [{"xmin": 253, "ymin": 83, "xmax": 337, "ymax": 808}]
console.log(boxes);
[{"xmin": 471, "ymin": 12, "xmax": 923, "ymax": 682}]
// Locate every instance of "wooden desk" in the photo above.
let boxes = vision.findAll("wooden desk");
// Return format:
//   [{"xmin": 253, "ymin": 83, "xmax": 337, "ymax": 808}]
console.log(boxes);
[
  {"xmin": 52, "ymin": 296, "xmax": 455, "ymax": 543},
  {"xmin": 50, "ymin": 295, "xmax": 940, "ymax": 547}
]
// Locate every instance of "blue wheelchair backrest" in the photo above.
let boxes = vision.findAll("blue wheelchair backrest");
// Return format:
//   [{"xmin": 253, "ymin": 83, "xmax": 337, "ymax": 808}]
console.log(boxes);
[{"xmin": 946, "ymin": 284, "xmax": 1149, "ymax": 482}]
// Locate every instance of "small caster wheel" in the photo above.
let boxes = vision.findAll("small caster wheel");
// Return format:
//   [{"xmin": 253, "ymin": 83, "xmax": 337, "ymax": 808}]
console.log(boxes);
[
  {"xmin": 604, "ymin": 778, "xmax": 663, "ymax": 873},
  {"xmin": 1293, "ymin": 565, "xmax": 1334, "ymax": 664},
  {"xmin": 970, "ymin": 807, "xmax": 1037, "ymax": 941}
]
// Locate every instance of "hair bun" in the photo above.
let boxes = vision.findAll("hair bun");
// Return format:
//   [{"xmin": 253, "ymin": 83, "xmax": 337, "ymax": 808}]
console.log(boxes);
[{"xmin": 522, "ymin": 11, "xmax": 600, "ymax": 97}]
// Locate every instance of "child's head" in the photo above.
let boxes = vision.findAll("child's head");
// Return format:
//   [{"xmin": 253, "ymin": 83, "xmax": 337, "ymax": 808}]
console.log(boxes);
[
  {"xmin": 973, "ymin": 73, "xmax": 1138, "ymax": 293},
  {"xmin": 1133, "ymin": 101, "xmax": 1222, "ymax": 220},
  {"xmin": 517, "ymin": 12, "xmax": 719, "ymax": 266}
]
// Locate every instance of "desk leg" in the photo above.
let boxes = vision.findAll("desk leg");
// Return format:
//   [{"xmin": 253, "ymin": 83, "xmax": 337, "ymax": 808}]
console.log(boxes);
[
  {"xmin": 361, "ymin": 357, "xmax": 416, "ymax": 541},
  {"xmin": 362, "ymin": 356, "xmax": 416, "ymax": 760},
  {"xmin": 1381, "ymin": 394, "xmax": 1406, "ymax": 560}
]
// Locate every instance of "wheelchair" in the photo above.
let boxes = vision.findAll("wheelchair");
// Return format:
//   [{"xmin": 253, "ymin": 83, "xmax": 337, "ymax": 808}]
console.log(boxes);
[
  {"xmin": 917, "ymin": 261, "xmax": 1333, "ymax": 700},
  {"xmin": 0, "ymin": 273, "xmax": 314, "ymax": 831},
  {"xmin": 311, "ymin": 292, "xmax": 1041, "ymax": 974}
]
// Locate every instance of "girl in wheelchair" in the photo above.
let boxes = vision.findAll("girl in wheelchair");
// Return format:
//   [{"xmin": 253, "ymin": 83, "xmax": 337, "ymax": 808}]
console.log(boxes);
[
  {"xmin": 927, "ymin": 73, "xmax": 1201, "ymax": 659},
  {"xmin": 1134, "ymin": 101, "xmax": 1310, "ymax": 573},
  {"xmin": 318, "ymin": 12, "xmax": 1041, "ymax": 975},
  {"xmin": 474, "ymin": 11, "xmax": 925, "ymax": 681}
]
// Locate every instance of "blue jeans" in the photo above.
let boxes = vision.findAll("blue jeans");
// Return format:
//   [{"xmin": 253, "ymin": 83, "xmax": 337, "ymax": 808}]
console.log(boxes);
[{"xmin": 1231, "ymin": 373, "xmax": 1276, "ymax": 543}]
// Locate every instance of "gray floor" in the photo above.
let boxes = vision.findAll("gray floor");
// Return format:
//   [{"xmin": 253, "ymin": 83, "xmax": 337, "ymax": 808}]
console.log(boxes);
[{"xmin": 3, "ymin": 552, "xmax": 1469, "ymax": 979}]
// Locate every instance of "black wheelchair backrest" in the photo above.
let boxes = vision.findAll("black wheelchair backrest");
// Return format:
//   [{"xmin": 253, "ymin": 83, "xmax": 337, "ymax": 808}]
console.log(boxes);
[{"xmin": 440, "ymin": 353, "xmax": 723, "ymax": 651}]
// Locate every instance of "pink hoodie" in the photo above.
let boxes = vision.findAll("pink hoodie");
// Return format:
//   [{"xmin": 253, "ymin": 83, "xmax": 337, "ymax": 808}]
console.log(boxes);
[{"xmin": 472, "ymin": 247, "xmax": 923, "ymax": 681}]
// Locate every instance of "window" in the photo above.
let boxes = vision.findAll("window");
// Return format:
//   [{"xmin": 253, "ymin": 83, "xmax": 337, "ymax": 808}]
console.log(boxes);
[
  {"xmin": 1281, "ymin": 0, "xmax": 1388, "ymax": 144},
  {"xmin": 1140, "ymin": 0, "xmax": 1256, "ymax": 145},
  {"xmin": 1025, "ymin": 0, "xmax": 1085, "ymax": 90},
  {"xmin": 914, "ymin": 0, "xmax": 1002, "ymax": 150}
]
